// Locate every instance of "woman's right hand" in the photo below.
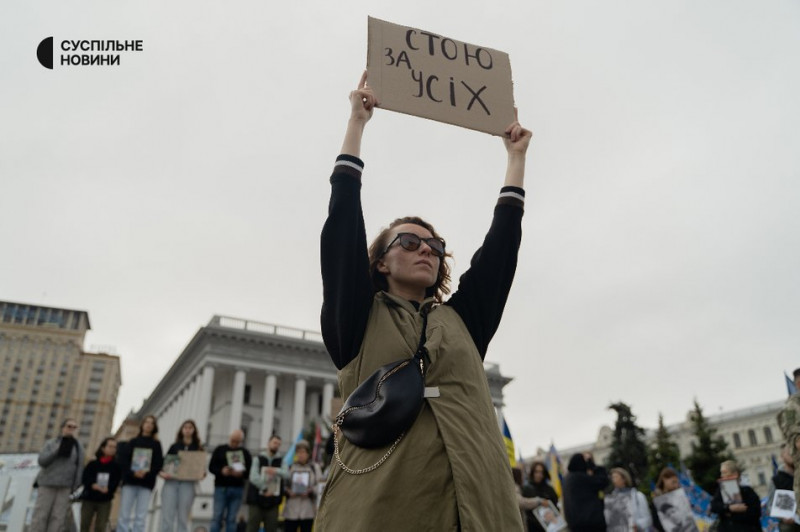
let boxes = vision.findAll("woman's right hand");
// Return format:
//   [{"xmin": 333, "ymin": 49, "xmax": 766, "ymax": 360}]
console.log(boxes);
[{"xmin": 348, "ymin": 70, "xmax": 378, "ymax": 123}]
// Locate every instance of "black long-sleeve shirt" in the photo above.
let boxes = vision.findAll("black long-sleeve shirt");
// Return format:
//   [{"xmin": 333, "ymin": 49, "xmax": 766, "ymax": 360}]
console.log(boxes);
[
  {"xmin": 81, "ymin": 458, "xmax": 122, "ymax": 502},
  {"xmin": 320, "ymin": 154, "xmax": 524, "ymax": 369},
  {"xmin": 118, "ymin": 436, "xmax": 163, "ymax": 490},
  {"xmin": 208, "ymin": 445, "xmax": 252, "ymax": 488},
  {"xmin": 710, "ymin": 484, "xmax": 761, "ymax": 531}
]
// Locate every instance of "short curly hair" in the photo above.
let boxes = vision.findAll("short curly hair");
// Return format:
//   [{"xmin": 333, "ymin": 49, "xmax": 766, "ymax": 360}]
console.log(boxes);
[{"xmin": 368, "ymin": 216, "xmax": 452, "ymax": 303}]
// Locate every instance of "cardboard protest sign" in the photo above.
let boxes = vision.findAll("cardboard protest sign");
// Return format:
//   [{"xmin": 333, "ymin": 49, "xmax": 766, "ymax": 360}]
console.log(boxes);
[
  {"xmin": 162, "ymin": 451, "xmax": 206, "ymax": 481},
  {"xmin": 367, "ymin": 17, "xmax": 515, "ymax": 136}
]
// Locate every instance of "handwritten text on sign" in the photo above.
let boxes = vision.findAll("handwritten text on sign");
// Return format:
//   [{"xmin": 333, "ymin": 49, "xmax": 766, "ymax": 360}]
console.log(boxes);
[{"xmin": 367, "ymin": 17, "xmax": 516, "ymax": 136}]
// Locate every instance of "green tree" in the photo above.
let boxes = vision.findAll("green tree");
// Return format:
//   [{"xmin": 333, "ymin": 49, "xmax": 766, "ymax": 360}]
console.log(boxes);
[
  {"xmin": 647, "ymin": 413, "xmax": 681, "ymax": 486},
  {"xmin": 607, "ymin": 402, "xmax": 649, "ymax": 488},
  {"xmin": 685, "ymin": 399, "xmax": 736, "ymax": 494}
]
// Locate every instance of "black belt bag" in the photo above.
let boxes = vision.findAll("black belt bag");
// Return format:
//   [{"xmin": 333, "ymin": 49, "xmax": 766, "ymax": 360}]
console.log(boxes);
[{"xmin": 333, "ymin": 311, "xmax": 429, "ymax": 473}]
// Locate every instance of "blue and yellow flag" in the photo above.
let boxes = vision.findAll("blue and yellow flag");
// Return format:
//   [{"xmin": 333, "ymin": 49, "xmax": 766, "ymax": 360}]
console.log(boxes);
[
  {"xmin": 499, "ymin": 413, "xmax": 516, "ymax": 467},
  {"xmin": 282, "ymin": 428, "xmax": 305, "ymax": 466},
  {"xmin": 546, "ymin": 444, "xmax": 563, "ymax": 499}
]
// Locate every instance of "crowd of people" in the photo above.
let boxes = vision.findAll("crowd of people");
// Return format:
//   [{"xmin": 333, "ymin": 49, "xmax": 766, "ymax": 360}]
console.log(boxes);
[
  {"xmin": 30, "ymin": 413, "xmax": 791, "ymax": 532},
  {"xmin": 511, "ymin": 452, "xmax": 769, "ymax": 532},
  {"xmin": 30, "ymin": 416, "xmax": 322, "ymax": 532}
]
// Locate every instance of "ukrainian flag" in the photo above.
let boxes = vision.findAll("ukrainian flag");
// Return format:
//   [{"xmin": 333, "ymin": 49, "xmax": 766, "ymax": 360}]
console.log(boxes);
[
  {"xmin": 546, "ymin": 444, "xmax": 563, "ymax": 499},
  {"xmin": 500, "ymin": 414, "xmax": 516, "ymax": 467}
]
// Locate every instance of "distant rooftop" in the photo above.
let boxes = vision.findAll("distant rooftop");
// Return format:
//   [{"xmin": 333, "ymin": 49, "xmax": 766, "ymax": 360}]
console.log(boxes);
[
  {"xmin": 0, "ymin": 300, "xmax": 91, "ymax": 331},
  {"xmin": 209, "ymin": 315, "xmax": 323, "ymax": 344}
]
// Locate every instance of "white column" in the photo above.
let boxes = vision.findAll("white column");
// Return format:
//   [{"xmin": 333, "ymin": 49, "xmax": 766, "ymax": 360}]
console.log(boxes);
[
  {"xmin": 168, "ymin": 398, "xmax": 179, "ymax": 440},
  {"xmin": 188, "ymin": 376, "xmax": 200, "ymax": 421},
  {"xmin": 292, "ymin": 377, "xmax": 307, "ymax": 439},
  {"xmin": 322, "ymin": 381, "xmax": 335, "ymax": 422},
  {"xmin": 179, "ymin": 386, "xmax": 190, "ymax": 422},
  {"xmin": 260, "ymin": 373, "xmax": 278, "ymax": 447},
  {"xmin": 172, "ymin": 391, "xmax": 184, "ymax": 434},
  {"xmin": 196, "ymin": 366, "xmax": 215, "ymax": 442},
  {"xmin": 161, "ymin": 402, "xmax": 172, "ymax": 441},
  {"xmin": 229, "ymin": 369, "xmax": 246, "ymax": 433}
]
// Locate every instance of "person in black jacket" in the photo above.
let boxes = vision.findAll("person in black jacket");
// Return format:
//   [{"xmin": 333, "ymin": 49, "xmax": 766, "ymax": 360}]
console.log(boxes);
[
  {"xmin": 246, "ymin": 435, "xmax": 284, "ymax": 532},
  {"xmin": 710, "ymin": 460, "xmax": 761, "ymax": 532},
  {"xmin": 767, "ymin": 444, "xmax": 800, "ymax": 532},
  {"xmin": 117, "ymin": 414, "xmax": 164, "ymax": 532},
  {"xmin": 159, "ymin": 419, "xmax": 205, "ymax": 532},
  {"xmin": 522, "ymin": 461, "xmax": 561, "ymax": 532},
  {"xmin": 209, "ymin": 429, "xmax": 253, "ymax": 532},
  {"xmin": 563, "ymin": 452, "xmax": 608, "ymax": 532},
  {"xmin": 80, "ymin": 437, "xmax": 122, "ymax": 532}
]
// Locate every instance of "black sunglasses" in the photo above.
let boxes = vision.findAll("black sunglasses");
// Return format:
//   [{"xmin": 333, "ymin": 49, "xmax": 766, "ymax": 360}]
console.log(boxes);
[{"xmin": 383, "ymin": 232, "xmax": 446, "ymax": 258}]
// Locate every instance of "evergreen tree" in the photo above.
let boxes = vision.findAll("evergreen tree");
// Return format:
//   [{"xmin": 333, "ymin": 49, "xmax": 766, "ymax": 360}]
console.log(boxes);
[
  {"xmin": 607, "ymin": 402, "xmax": 649, "ymax": 488},
  {"xmin": 685, "ymin": 399, "xmax": 736, "ymax": 495},
  {"xmin": 647, "ymin": 413, "xmax": 681, "ymax": 486}
]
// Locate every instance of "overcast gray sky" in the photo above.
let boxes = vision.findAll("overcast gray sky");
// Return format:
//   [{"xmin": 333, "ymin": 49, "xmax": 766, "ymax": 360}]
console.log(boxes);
[{"xmin": 2, "ymin": 0, "xmax": 799, "ymax": 454}]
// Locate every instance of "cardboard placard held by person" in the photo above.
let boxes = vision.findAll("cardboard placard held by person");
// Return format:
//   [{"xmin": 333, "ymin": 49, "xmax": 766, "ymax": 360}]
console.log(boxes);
[
  {"xmin": 367, "ymin": 17, "xmax": 516, "ymax": 136},
  {"xmin": 162, "ymin": 451, "xmax": 206, "ymax": 481}
]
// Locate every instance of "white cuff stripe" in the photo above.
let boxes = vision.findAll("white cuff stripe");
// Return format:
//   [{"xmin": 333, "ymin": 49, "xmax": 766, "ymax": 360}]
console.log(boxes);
[
  {"xmin": 499, "ymin": 191, "xmax": 525, "ymax": 202},
  {"xmin": 334, "ymin": 160, "xmax": 364, "ymax": 172}
]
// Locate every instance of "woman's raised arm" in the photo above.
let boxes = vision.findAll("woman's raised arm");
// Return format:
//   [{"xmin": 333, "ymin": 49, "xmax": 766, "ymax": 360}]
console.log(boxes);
[
  {"xmin": 340, "ymin": 70, "xmax": 379, "ymax": 158},
  {"xmin": 502, "ymin": 109, "xmax": 533, "ymax": 188}
]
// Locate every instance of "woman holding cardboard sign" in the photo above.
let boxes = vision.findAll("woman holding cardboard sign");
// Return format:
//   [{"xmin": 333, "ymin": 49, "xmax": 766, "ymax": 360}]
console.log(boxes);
[
  {"xmin": 159, "ymin": 420, "xmax": 205, "ymax": 532},
  {"xmin": 317, "ymin": 71, "xmax": 531, "ymax": 531}
]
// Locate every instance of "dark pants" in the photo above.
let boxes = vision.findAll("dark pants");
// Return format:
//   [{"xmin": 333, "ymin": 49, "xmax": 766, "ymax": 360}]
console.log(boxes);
[
  {"xmin": 246, "ymin": 505, "xmax": 279, "ymax": 532},
  {"xmin": 81, "ymin": 500, "xmax": 111, "ymax": 532},
  {"xmin": 283, "ymin": 520, "xmax": 313, "ymax": 532},
  {"xmin": 211, "ymin": 486, "xmax": 244, "ymax": 532}
]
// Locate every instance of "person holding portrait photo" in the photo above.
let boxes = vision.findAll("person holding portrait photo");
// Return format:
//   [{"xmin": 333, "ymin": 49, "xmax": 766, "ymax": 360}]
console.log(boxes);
[
  {"xmin": 766, "ymin": 444, "xmax": 800, "ymax": 532},
  {"xmin": 117, "ymin": 414, "xmax": 163, "ymax": 532},
  {"xmin": 209, "ymin": 429, "xmax": 252, "ymax": 532},
  {"xmin": 80, "ymin": 437, "xmax": 122, "ymax": 532},
  {"xmin": 651, "ymin": 467, "xmax": 698, "ymax": 532},
  {"xmin": 284, "ymin": 440, "xmax": 320, "ymax": 532},
  {"xmin": 709, "ymin": 460, "xmax": 760, "ymax": 531},
  {"xmin": 521, "ymin": 461, "xmax": 561, "ymax": 532},
  {"xmin": 603, "ymin": 467, "xmax": 652, "ymax": 532},
  {"xmin": 159, "ymin": 419, "xmax": 205, "ymax": 532}
]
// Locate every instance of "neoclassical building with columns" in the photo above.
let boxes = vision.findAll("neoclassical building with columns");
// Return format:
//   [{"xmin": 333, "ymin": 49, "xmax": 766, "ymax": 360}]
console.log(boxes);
[
  {"xmin": 124, "ymin": 314, "xmax": 514, "ymax": 529},
  {"xmin": 138, "ymin": 316, "xmax": 339, "ymax": 451}
]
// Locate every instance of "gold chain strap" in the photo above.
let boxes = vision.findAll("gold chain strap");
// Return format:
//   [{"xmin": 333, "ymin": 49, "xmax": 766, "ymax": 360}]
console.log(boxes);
[{"xmin": 333, "ymin": 424, "xmax": 404, "ymax": 475}]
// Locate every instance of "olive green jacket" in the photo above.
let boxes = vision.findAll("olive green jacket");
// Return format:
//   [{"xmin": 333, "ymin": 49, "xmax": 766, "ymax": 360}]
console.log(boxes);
[
  {"xmin": 778, "ymin": 394, "xmax": 800, "ymax": 444},
  {"xmin": 317, "ymin": 292, "xmax": 524, "ymax": 532}
]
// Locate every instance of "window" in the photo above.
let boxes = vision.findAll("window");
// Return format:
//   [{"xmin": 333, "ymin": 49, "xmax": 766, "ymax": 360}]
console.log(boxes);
[
  {"xmin": 274, "ymin": 389, "xmax": 281, "ymax": 408},
  {"xmin": 748, "ymin": 429, "xmax": 757, "ymax": 446},
  {"xmin": 764, "ymin": 427, "xmax": 774, "ymax": 444},
  {"xmin": 244, "ymin": 385, "xmax": 252, "ymax": 405},
  {"xmin": 733, "ymin": 433, "xmax": 741, "ymax": 448},
  {"xmin": 758, "ymin": 471, "xmax": 766, "ymax": 485}
]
